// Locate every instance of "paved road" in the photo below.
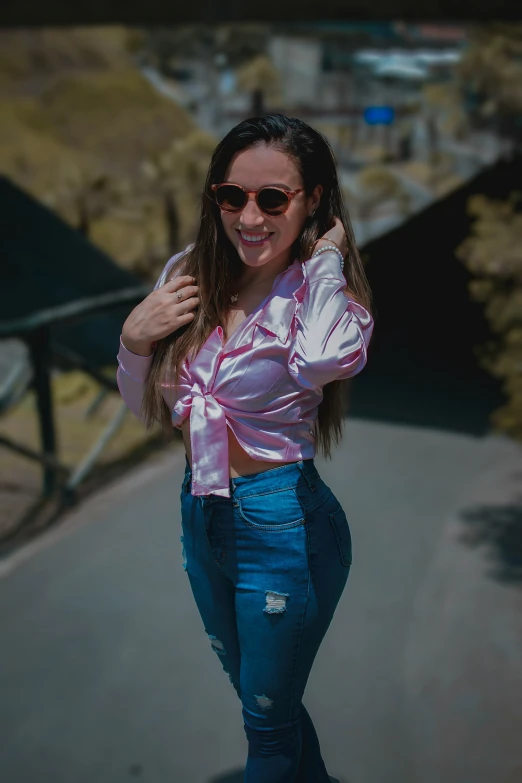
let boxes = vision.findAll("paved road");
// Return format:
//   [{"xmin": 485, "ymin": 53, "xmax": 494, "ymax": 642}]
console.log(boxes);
[{"xmin": 1, "ymin": 420, "xmax": 521, "ymax": 783}]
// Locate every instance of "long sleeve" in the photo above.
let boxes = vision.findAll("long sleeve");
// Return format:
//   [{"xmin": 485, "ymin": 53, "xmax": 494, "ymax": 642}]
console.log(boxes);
[
  {"xmin": 288, "ymin": 250, "xmax": 374, "ymax": 389},
  {"xmin": 116, "ymin": 246, "xmax": 192, "ymax": 421},
  {"xmin": 116, "ymin": 338, "xmax": 154, "ymax": 422}
]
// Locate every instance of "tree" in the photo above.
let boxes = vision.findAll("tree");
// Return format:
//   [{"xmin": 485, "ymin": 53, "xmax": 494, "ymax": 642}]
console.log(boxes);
[
  {"xmin": 142, "ymin": 129, "xmax": 217, "ymax": 255},
  {"xmin": 454, "ymin": 25, "xmax": 522, "ymax": 439},
  {"xmin": 236, "ymin": 55, "xmax": 282, "ymax": 116},
  {"xmin": 43, "ymin": 155, "xmax": 129, "ymax": 237},
  {"xmin": 457, "ymin": 23, "xmax": 522, "ymax": 143},
  {"xmin": 422, "ymin": 82, "xmax": 469, "ymax": 142},
  {"xmin": 456, "ymin": 192, "xmax": 522, "ymax": 439}
]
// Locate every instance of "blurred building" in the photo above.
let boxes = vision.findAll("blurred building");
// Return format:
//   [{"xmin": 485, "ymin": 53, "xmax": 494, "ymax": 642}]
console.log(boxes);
[{"xmin": 268, "ymin": 36, "xmax": 322, "ymax": 107}]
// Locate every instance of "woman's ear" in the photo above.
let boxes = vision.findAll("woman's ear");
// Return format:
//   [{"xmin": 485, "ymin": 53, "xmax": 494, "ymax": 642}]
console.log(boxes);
[{"xmin": 307, "ymin": 184, "xmax": 323, "ymax": 216}]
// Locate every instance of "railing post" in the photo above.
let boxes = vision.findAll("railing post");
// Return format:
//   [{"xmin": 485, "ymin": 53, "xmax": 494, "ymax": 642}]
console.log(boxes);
[{"xmin": 26, "ymin": 326, "xmax": 57, "ymax": 496}]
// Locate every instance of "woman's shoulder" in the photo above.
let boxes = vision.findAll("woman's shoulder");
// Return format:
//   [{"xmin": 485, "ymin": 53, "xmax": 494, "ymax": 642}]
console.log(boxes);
[{"xmin": 154, "ymin": 244, "xmax": 194, "ymax": 290}]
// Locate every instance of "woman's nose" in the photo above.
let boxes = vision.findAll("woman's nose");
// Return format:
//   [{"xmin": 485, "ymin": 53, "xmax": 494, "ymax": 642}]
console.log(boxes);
[{"xmin": 239, "ymin": 197, "xmax": 265, "ymax": 226}]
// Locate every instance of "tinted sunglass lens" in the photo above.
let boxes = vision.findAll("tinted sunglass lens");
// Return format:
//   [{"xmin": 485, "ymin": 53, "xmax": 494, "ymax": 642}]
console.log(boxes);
[
  {"xmin": 215, "ymin": 185, "xmax": 246, "ymax": 211},
  {"xmin": 258, "ymin": 188, "xmax": 290, "ymax": 214}
]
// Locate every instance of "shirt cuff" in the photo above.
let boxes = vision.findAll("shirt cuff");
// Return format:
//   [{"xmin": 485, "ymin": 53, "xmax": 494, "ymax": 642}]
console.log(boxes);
[
  {"xmin": 304, "ymin": 249, "xmax": 345, "ymax": 285},
  {"xmin": 117, "ymin": 336, "xmax": 153, "ymax": 382}
]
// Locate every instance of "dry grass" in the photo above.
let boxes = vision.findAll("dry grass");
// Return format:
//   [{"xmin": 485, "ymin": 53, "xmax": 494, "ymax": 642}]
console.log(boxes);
[
  {"xmin": 0, "ymin": 27, "xmax": 197, "ymax": 270},
  {"xmin": 39, "ymin": 68, "xmax": 195, "ymax": 173}
]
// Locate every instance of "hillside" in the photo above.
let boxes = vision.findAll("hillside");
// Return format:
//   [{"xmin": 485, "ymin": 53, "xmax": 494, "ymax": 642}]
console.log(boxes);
[{"xmin": 0, "ymin": 27, "xmax": 197, "ymax": 275}]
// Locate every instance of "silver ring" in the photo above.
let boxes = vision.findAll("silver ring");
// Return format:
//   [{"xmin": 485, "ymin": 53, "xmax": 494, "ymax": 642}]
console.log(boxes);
[{"xmin": 177, "ymin": 290, "xmax": 183, "ymax": 301}]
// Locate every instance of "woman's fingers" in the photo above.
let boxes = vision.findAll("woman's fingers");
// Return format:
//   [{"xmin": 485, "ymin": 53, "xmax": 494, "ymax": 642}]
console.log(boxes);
[
  {"xmin": 163, "ymin": 275, "xmax": 195, "ymax": 292},
  {"xmin": 179, "ymin": 295, "xmax": 200, "ymax": 313},
  {"xmin": 162, "ymin": 276, "xmax": 199, "ymax": 314},
  {"xmin": 165, "ymin": 278, "xmax": 199, "ymax": 310},
  {"xmin": 122, "ymin": 273, "xmax": 200, "ymax": 349},
  {"xmin": 172, "ymin": 285, "xmax": 199, "ymax": 301}
]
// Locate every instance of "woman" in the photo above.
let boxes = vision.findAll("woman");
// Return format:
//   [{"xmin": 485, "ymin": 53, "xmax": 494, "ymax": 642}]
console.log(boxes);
[{"xmin": 117, "ymin": 114, "xmax": 374, "ymax": 783}]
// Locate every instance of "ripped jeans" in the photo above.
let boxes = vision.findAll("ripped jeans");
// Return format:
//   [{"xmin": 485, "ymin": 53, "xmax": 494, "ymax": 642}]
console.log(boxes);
[{"xmin": 179, "ymin": 456, "xmax": 352, "ymax": 783}]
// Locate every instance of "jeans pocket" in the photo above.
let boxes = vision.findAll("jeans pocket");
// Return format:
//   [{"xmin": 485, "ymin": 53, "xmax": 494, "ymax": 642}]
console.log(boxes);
[
  {"xmin": 237, "ymin": 488, "xmax": 305, "ymax": 530},
  {"xmin": 329, "ymin": 504, "xmax": 352, "ymax": 567}
]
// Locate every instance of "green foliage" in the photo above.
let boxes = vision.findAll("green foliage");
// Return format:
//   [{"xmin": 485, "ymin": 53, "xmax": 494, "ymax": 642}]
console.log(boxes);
[
  {"xmin": 451, "ymin": 26, "xmax": 522, "ymax": 438},
  {"xmin": 456, "ymin": 192, "xmax": 522, "ymax": 439},
  {"xmin": 457, "ymin": 23, "xmax": 522, "ymax": 118}
]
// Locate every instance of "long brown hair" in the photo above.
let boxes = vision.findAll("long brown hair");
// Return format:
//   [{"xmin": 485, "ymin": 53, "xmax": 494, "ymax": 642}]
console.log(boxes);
[{"xmin": 141, "ymin": 114, "xmax": 373, "ymax": 458}]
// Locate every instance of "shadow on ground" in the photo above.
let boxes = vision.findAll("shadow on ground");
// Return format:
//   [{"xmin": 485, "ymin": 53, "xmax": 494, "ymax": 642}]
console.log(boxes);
[
  {"xmin": 208, "ymin": 771, "xmax": 244, "ymax": 783},
  {"xmin": 459, "ymin": 495, "xmax": 522, "ymax": 584},
  {"xmin": 207, "ymin": 772, "xmax": 341, "ymax": 783}
]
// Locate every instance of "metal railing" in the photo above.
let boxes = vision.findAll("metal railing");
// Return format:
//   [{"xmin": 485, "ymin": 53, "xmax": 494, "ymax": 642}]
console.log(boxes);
[{"xmin": 0, "ymin": 285, "xmax": 150, "ymax": 501}]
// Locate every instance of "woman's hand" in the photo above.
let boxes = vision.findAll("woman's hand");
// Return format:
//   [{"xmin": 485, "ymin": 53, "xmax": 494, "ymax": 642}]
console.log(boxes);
[
  {"xmin": 312, "ymin": 216, "xmax": 348, "ymax": 258},
  {"xmin": 121, "ymin": 275, "xmax": 199, "ymax": 356}
]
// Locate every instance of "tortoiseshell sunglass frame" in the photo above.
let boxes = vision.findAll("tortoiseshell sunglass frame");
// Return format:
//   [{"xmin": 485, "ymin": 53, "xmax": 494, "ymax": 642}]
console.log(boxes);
[{"xmin": 211, "ymin": 183, "xmax": 304, "ymax": 216}]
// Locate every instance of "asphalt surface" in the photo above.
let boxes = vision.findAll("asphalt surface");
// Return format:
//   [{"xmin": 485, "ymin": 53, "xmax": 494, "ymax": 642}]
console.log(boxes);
[{"xmin": 1, "ymin": 419, "xmax": 521, "ymax": 783}]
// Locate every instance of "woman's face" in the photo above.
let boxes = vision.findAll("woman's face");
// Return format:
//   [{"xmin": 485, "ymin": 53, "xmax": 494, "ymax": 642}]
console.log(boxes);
[{"xmin": 219, "ymin": 143, "xmax": 323, "ymax": 272}]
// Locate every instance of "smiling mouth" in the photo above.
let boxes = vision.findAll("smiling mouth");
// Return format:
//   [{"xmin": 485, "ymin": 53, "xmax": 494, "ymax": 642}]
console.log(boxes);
[{"xmin": 236, "ymin": 230, "xmax": 274, "ymax": 245}]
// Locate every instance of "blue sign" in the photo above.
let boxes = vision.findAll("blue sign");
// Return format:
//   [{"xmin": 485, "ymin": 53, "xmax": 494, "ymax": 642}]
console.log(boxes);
[{"xmin": 364, "ymin": 107, "xmax": 395, "ymax": 125}]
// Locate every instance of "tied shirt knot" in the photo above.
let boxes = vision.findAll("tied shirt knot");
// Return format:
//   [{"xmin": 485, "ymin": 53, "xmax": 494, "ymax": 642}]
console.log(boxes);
[{"xmin": 189, "ymin": 382, "xmax": 230, "ymax": 497}]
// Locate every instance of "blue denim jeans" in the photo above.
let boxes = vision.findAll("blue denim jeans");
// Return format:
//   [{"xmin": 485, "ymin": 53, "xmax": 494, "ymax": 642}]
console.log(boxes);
[{"xmin": 179, "ymin": 456, "xmax": 352, "ymax": 783}]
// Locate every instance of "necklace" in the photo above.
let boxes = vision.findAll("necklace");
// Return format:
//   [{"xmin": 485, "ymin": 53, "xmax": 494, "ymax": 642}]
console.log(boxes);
[{"xmin": 230, "ymin": 293, "xmax": 239, "ymax": 304}]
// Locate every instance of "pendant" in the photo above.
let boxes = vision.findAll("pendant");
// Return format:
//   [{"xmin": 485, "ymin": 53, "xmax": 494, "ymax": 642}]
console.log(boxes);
[{"xmin": 230, "ymin": 293, "xmax": 238, "ymax": 304}]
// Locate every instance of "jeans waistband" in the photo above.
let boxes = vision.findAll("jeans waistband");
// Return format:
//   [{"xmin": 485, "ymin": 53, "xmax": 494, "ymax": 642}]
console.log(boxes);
[{"xmin": 183, "ymin": 455, "xmax": 320, "ymax": 500}]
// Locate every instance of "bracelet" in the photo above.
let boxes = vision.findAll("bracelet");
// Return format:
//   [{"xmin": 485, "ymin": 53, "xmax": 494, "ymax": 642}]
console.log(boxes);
[
  {"xmin": 310, "ymin": 243, "xmax": 345, "ymax": 271},
  {"xmin": 322, "ymin": 237, "xmax": 343, "ymax": 254}
]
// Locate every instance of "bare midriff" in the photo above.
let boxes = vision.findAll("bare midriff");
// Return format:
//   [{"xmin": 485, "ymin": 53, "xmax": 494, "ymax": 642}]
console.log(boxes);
[{"xmin": 180, "ymin": 418, "xmax": 292, "ymax": 478}]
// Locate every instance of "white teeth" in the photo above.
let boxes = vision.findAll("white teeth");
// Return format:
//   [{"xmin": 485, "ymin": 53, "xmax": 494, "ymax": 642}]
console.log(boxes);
[{"xmin": 240, "ymin": 232, "xmax": 270, "ymax": 243}]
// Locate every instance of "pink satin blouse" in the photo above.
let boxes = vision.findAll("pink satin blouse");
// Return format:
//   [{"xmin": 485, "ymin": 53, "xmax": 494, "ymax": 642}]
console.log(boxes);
[{"xmin": 117, "ymin": 246, "xmax": 374, "ymax": 497}]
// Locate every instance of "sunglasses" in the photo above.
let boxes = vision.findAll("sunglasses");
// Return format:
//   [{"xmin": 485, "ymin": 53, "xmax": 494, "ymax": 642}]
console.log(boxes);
[{"xmin": 211, "ymin": 183, "xmax": 304, "ymax": 216}]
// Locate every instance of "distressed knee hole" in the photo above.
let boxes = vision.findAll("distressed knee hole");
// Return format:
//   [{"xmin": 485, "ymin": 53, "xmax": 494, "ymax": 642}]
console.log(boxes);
[
  {"xmin": 254, "ymin": 694, "xmax": 273, "ymax": 710},
  {"xmin": 208, "ymin": 634, "xmax": 227, "ymax": 655},
  {"xmin": 264, "ymin": 590, "xmax": 289, "ymax": 614}
]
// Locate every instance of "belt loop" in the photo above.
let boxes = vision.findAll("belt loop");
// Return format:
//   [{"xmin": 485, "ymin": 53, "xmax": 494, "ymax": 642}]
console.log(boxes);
[
  {"xmin": 297, "ymin": 460, "xmax": 315, "ymax": 491},
  {"xmin": 230, "ymin": 478, "xmax": 238, "ymax": 505}
]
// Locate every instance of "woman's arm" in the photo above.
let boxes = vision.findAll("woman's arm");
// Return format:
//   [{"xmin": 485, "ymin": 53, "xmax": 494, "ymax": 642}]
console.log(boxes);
[
  {"xmin": 116, "ymin": 247, "xmax": 192, "ymax": 421},
  {"xmin": 288, "ymin": 249, "xmax": 374, "ymax": 390},
  {"xmin": 116, "ymin": 339, "xmax": 155, "ymax": 422}
]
